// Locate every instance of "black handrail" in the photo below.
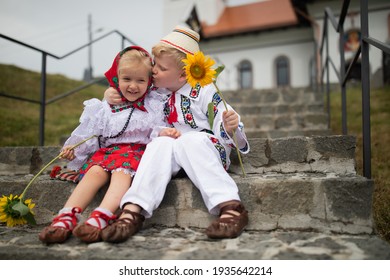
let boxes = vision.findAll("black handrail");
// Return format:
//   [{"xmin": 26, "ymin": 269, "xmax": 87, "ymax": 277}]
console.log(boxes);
[
  {"xmin": 0, "ymin": 30, "xmax": 135, "ymax": 146},
  {"xmin": 319, "ymin": 0, "xmax": 390, "ymax": 179}
]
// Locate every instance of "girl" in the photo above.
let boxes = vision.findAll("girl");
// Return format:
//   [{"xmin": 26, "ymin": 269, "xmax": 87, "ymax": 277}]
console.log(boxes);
[{"xmin": 39, "ymin": 46, "xmax": 178, "ymax": 244}]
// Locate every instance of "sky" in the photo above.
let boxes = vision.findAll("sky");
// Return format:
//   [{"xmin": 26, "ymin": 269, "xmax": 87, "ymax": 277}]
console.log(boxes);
[{"xmin": 0, "ymin": 0, "xmax": 164, "ymax": 80}]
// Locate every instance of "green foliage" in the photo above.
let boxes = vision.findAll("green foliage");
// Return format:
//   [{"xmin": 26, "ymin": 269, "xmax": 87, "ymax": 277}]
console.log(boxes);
[
  {"xmin": 329, "ymin": 84, "xmax": 390, "ymax": 243},
  {"xmin": 0, "ymin": 64, "xmax": 107, "ymax": 146},
  {"xmin": 214, "ymin": 65, "xmax": 225, "ymax": 79}
]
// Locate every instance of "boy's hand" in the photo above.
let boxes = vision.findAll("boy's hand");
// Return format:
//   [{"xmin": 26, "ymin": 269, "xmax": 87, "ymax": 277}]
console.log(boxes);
[
  {"xmin": 104, "ymin": 87, "xmax": 123, "ymax": 105},
  {"xmin": 59, "ymin": 146, "xmax": 75, "ymax": 161},
  {"xmin": 159, "ymin": 128, "xmax": 181, "ymax": 139},
  {"xmin": 222, "ymin": 110, "xmax": 239, "ymax": 137}
]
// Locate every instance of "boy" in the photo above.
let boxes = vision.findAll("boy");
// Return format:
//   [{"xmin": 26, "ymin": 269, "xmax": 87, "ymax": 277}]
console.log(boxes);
[{"xmin": 102, "ymin": 26, "xmax": 250, "ymax": 242}]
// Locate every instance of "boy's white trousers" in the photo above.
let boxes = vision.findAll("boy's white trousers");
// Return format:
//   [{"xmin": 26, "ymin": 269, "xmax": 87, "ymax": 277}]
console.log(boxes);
[{"xmin": 120, "ymin": 132, "xmax": 241, "ymax": 218}]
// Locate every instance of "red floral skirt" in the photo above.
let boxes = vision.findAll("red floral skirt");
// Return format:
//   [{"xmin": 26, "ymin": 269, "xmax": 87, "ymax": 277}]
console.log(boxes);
[{"xmin": 80, "ymin": 143, "xmax": 146, "ymax": 175}]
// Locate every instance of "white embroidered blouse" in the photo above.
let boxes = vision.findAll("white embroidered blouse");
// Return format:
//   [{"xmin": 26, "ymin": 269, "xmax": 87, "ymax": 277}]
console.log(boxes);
[{"xmin": 64, "ymin": 91, "xmax": 166, "ymax": 171}]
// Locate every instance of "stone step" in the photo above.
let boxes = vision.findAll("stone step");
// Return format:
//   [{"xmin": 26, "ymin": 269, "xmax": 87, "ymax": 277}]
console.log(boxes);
[
  {"xmin": 223, "ymin": 88, "xmax": 328, "ymax": 135},
  {"xmin": 1, "ymin": 224, "xmax": 389, "ymax": 260},
  {"xmin": 0, "ymin": 172, "xmax": 373, "ymax": 235},
  {"xmin": 241, "ymin": 114, "xmax": 330, "ymax": 138},
  {"xmin": 0, "ymin": 136, "xmax": 357, "ymax": 176},
  {"xmin": 245, "ymin": 129, "xmax": 331, "ymax": 139},
  {"xmin": 0, "ymin": 135, "xmax": 372, "ymax": 235},
  {"xmin": 233, "ymin": 103, "xmax": 326, "ymax": 116},
  {"xmin": 0, "ymin": 134, "xmax": 385, "ymax": 260},
  {"xmin": 222, "ymin": 88, "xmax": 323, "ymax": 107}
]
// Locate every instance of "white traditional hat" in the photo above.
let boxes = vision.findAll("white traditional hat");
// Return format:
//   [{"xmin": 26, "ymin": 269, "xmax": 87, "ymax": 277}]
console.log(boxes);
[{"xmin": 160, "ymin": 25, "xmax": 200, "ymax": 55}]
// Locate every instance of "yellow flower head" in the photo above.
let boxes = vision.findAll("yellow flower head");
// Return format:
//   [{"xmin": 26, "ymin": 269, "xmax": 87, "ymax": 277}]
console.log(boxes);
[
  {"xmin": 0, "ymin": 194, "xmax": 35, "ymax": 227},
  {"xmin": 182, "ymin": 51, "xmax": 216, "ymax": 88}
]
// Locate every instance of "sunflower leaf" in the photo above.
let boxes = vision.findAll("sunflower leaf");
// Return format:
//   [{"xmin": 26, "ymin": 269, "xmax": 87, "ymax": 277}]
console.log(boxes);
[
  {"xmin": 207, "ymin": 102, "xmax": 215, "ymax": 129},
  {"xmin": 24, "ymin": 212, "xmax": 37, "ymax": 226},
  {"xmin": 214, "ymin": 65, "xmax": 225, "ymax": 80},
  {"xmin": 12, "ymin": 201, "xmax": 30, "ymax": 216}
]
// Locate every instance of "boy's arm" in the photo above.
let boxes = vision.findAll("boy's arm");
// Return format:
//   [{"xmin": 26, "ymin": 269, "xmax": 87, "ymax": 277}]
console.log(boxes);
[
  {"xmin": 206, "ymin": 86, "xmax": 249, "ymax": 154},
  {"xmin": 103, "ymin": 87, "xmax": 123, "ymax": 105},
  {"xmin": 220, "ymin": 109, "xmax": 249, "ymax": 154}
]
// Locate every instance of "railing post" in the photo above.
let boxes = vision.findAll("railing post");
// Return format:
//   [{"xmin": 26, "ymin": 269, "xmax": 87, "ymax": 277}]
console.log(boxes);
[
  {"xmin": 325, "ymin": 18, "xmax": 331, "ymax": 129},
  {"xmin": 360, "ymin": 0, "xmax": 371, "ymax": 179},
  {"xmin": 339, "ymin": 25, "xmax": 348, "ymax": 135},
  {"xmin": 39, "ymin": 53, "xmax": 47, "ymax": 146}
]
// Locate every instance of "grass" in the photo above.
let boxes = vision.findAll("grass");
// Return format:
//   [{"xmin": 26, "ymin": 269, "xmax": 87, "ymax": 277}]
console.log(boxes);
[
  {"xmin": 329, "ymin": 83, "xmax": 390, "ymax": 242},
  {"xmin": 1, "ymin": 64, "xmax": 389, "ymax": 242},
  {"xmin": 0, "ymin": 64, "xmax": 107, "ymax": 146}
]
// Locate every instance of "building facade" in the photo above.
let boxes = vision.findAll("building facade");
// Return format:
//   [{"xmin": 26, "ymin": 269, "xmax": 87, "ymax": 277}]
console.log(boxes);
[{"xmin": 163, "ymin": 0, "xmax": 390, "ymax": 90}]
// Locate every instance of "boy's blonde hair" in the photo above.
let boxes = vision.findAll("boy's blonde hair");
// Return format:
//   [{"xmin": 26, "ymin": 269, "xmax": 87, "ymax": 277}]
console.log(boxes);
[
  {"xmin": 118, "ymin": 49, "xmax": 152, "ymax": 75},
  {"xmin": 152, "ymin": 42, "xmax": 187, "ymax": 69}
]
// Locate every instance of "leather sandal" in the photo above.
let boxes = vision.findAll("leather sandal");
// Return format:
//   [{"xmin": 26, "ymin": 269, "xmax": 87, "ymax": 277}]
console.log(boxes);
[
  {"xmin": 101, "ymin": 209, "xmax": 144, "ymax": 243},
  {"xmin": 39, "ymin": 207, "xmax": 81, "ymax": 244},
  {"xmin": 205, "ymin": 202, "xmax": 249, "ymax": 239},
  {"xmin": 73, "ymin": 210, "xmax": 116, "ymax": 243}
]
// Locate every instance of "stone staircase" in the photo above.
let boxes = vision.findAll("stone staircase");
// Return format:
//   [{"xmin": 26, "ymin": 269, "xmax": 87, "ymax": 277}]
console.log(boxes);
[
  {"xmin": 1, "ymin": 87, "xmax": 389, "ymax": 260},
  {"xmin": 223, "ymin": 88, "xmax": 330, "ymax": 138}
]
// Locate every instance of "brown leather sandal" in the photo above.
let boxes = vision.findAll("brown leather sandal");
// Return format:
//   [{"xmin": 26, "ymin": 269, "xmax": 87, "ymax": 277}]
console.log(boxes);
[
  {"xmin": 38, "ymin": 207, "xmax": 81, "ymax": 244},
  {"xmin": 205, "ymin": 202, "xmax": 249, "ymax": 239},
  {"xmin": 72, "ymin": 210, "xmax": 116, "ymax": 243},
  {"xmin": 101, "ymin": 209, "xmax": 144, "ymax": 243}
]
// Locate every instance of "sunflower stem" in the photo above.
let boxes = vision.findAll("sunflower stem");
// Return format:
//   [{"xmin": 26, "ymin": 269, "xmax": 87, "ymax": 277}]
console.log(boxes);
[
  {"xmin": 213, "ymin": 82, "xmax": 246, "ymax": 177},
  {"xmin": 19, "ymin": 135, "xmax": 97, "ymax": 200}
]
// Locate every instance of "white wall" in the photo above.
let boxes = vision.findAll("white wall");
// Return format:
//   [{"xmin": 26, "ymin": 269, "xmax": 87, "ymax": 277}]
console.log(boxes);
[
  {"xmin": 203, "ymin": 41, "xmax": 314, "ymax": 90},
  {"xmin": 201, "ymin": 28, "xmax": 315, "ymax": 90}
]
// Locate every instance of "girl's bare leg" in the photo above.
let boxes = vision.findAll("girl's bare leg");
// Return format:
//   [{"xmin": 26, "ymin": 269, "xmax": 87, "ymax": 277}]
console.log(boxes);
[
  {"xmin": 64, "ymin": 165, "xmax": 110, "ymax": 210},
  {"xmin": 98, "ymin": 170, "xmax": 132, "ymax": 213}
]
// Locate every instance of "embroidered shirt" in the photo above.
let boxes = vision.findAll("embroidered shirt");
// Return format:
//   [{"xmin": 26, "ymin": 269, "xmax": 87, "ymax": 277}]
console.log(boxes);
[{"xmin": 154, "ymin": 83, "xmax": 250, "ymax": 166}]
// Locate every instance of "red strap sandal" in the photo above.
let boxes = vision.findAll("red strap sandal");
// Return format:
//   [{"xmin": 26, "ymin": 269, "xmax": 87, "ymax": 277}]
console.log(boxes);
[
  {"xmin": 38, "ymin": 207, "xmax": 82, "ymax": 244},
  {"xmin": 73, "ymin": 210, "xmax": 117, "ymax": 243}
]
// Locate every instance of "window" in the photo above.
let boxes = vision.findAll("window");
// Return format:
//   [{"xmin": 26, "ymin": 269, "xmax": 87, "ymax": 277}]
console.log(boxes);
[
  {"xmin": 238, "ymin": 60, "xmax": 252, "ymax": 89},
  {"xmin": 275, "ymin": 56, "xmax": 290, "ymax": 87}
]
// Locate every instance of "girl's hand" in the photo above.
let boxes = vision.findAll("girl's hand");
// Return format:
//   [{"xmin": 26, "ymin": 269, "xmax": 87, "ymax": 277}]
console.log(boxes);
[
  {"xmin": 59, "ymin": 146, "xmax": 75, "ymax": 161},
  {"xmin": 159, "ymin": 128, "xmax": 181, "ymax": 139},
  {"xmin": 104, "ymin": 87, "xmax": 123, "ymax": 105},
  {"xmin": 222, "ymin": 110, "xmax": 239, "ymax": 137}
]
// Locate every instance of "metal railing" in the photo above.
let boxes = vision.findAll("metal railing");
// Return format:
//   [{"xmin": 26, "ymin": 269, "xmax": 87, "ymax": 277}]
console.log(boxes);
[
  {"xmin": 319, "ymin": 0, "xmax": 390, "ymax": 179},
  {"xmin": 0, "ymin": 30, "xmax": 135, "ymax": 146}
]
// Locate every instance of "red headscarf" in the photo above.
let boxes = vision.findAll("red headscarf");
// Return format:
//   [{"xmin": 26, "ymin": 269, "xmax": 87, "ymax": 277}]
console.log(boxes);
[{"xmin": 104, "ymin": 46, "xmax": 152, "ymax": 111}]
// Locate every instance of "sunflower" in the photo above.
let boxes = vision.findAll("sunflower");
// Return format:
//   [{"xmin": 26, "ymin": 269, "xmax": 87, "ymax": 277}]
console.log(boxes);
[
  {"xmin": 182, "ymin": 51, "xmax": 216, "ymax": 88},
  {"xmin": 0, "ymin": 194, "xmax": 35, "ymax": 227},
  {"xmin": 182, "ymin": 51, "xmax": 246, "ymax": 177}
]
